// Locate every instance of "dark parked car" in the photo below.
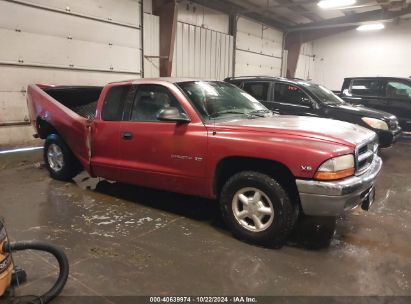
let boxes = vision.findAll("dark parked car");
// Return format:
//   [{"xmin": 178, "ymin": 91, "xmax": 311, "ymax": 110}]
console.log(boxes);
[
  {"xmin": 225, "ymin": 76, "xmax": 402, "ymax": 148},
  {"xmin": 339, "ymin": 77, "xmax": 411, "ymax": 132}
]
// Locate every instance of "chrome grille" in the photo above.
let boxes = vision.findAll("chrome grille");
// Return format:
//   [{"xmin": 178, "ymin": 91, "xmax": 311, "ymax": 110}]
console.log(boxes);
[{"xmin": 355, "ymin": 136, "xmax": 378, "ymax": 175}]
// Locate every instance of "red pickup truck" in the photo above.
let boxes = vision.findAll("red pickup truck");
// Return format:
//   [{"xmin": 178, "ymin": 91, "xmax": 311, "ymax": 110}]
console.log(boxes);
[{"xmin": 27, "ymin": 79, "xmax": 382, "ymax": 246}]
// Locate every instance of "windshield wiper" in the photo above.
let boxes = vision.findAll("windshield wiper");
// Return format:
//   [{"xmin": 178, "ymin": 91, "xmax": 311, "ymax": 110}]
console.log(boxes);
[
  {"xmin": 323, "ymin": 101, "xmax": 343, "ymax": 105},
  {"xmin": 246, "ymin": 109, "xmax": 272, "ymax": 117},
  {"xmin": 208, "ymin": 110, "xmax": 246, "ymax": 118}
]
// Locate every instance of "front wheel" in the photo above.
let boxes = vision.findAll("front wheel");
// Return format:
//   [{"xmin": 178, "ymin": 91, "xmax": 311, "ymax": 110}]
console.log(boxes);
[
  {"xmin": 44, "ymin": 134, "xmax": 82, "ymax": 181},
  {"xmin": 219, "ymin": 171, "xmax": 297, "ymax": 247}
]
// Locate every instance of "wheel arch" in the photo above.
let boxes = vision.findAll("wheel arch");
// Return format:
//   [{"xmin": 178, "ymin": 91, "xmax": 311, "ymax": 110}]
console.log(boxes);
[
  {"xmin": 36, "ymin": 117, "xmax": 59, "ymax": 139},
  {"xmin": 214, "ymin": 156, "xmax": 300, "ymax": 209}
]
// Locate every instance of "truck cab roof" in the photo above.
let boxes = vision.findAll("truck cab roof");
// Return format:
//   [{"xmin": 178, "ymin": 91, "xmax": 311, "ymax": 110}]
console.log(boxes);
[
  {"xmin": 344, "ymin": 76, "xmax": 411, "ymax": 82},
  {"xmin": 108, "ymin": 77, "xmax": 218, "ymax": 85},
  {"xmin": 224, "ymin": 76, "xmax": 313, "ymax": 86}
]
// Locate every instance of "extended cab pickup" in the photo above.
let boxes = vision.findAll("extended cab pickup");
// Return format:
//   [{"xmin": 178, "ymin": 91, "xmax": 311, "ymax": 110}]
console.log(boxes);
[{"xmin": 27, "ymin": 79, "xmax": 382, "ymax": 246}]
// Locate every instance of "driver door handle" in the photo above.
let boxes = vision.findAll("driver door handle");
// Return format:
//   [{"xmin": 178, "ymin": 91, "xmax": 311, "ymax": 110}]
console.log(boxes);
[{"xmin": 121, "ymin": 132, "xmax": 133, "ymax": 140}]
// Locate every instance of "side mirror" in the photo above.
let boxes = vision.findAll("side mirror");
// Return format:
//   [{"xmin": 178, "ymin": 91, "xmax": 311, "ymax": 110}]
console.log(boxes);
[
  {"xmin": 157, "ymin": 107, "xmax": 190, "ymax": 123},
  {"xmin": 301, "ymin": 97, "xmax": 312, "ymax": 106},
  {"xmin": 302, "ymin": 97, "xmax": 319, "ymax": 109}
]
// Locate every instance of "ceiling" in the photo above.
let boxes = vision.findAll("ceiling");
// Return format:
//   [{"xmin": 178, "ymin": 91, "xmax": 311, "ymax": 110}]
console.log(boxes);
[{"xmin": 190, "ymin": 0, "xmax": 411, "ymax": 31}]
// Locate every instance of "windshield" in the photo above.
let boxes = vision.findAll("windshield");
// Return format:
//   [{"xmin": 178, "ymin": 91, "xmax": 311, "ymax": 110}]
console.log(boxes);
[
  {"xmin": 300, "ymin": 82, "xmax": 345, "ymax": 105},
  {"xmin": 177, "ymin": 81, "xmax": 270, "ymax": 120}
]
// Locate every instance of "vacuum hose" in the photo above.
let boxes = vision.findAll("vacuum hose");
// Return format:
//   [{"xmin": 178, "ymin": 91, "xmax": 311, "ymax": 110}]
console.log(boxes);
[{"xmin": 3, "ymin": 241, "xmax": 69, "ymax": 304}]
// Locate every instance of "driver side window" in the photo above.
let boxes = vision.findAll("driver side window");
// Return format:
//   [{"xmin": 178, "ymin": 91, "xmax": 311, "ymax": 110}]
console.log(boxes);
[
  {"xmin": 130, "ymin": 84, "xmax": 186, "ymax": 121},
  {"xmin": 274, "ymin": 83, "xmax": 309, "ymax": 105}
]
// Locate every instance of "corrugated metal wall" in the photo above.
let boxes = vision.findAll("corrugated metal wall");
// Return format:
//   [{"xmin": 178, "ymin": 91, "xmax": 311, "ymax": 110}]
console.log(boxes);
[
  {"xmin": 235, "ymin": 17, "xmax": 283, "ymax": 77},
  {"xmin": 0, "ymin": 0, "xmax": 142, "ymax": 146},
  {"xmin": 172, "ymin": 22, "xmax": 233, "ymax": 80},
  {"xmin": 171, "ymin": 0, "xmax": 233, "ymax": 80}
]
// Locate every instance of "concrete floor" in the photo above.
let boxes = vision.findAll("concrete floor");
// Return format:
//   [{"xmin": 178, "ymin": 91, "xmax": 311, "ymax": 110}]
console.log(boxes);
[{"xmin": 0, "ymin": 138, "xmax": 410, "ymax": 302}]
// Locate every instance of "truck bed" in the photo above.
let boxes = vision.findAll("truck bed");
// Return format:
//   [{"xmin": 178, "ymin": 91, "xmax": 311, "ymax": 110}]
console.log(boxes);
[
  {"xmin": 43, "ymin": 86, "xmax": 103, "ymax": 119},
  {"xmin": 26, "ymin": 84, "xmax": 103, "ymax": 173}
]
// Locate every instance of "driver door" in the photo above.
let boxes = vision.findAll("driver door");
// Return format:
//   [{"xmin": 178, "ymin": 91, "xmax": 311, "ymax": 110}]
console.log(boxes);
[{"xmin": 116, "ymin": 84, "xmax": 209, "ymax": 196}]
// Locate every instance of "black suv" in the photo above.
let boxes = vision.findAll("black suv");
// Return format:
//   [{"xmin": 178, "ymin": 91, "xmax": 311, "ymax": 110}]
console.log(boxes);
[
  {"xmin": 225, "ymin": 76, "xmax": 402, "ymax": 148},
  {"xmin": 339, "ymin": 77, "xmax": 411, "ymax": 132}
]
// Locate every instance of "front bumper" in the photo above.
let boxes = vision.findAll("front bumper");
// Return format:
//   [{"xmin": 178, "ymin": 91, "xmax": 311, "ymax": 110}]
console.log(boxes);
[
  {"xmin": 377, "ymin": 127, "xmax": 402, "ymax": 148},
  {"xmin": 296, "ymin": 156, "xmax": 382, "ymax": 216}
]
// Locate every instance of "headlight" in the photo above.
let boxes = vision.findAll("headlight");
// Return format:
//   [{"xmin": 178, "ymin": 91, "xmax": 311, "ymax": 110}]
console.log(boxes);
[
  {"xmin": 314, "ymin": 154, "xmax": 355, "ymax": 181},
  {"xmin": 361, "ymin": 117, "xmax": 388, "ymax": 130}
]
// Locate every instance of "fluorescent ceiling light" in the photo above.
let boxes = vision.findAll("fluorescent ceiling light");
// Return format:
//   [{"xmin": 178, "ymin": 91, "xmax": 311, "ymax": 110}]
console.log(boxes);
[
  {"xmin": 357, "ymin": 23, "xmax": 385, "ymax": 31},
  {"xmin": 317, "ymin": 0, "xmax": 356, "ymax": 9}
]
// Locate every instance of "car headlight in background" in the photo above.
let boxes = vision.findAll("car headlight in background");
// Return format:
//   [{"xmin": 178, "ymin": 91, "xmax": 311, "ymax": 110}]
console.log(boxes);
[
  {"xmin": 314, "ymin": 154, "xmax": 355, "ymax": 180},
  {"xmin": 361, "ymin": 117, "xmax": 388, "ymax": 130}
]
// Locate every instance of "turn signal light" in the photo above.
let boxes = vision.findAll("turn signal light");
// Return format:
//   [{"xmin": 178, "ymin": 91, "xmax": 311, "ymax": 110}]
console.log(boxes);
[{"xmin": 314, "ymin": 167, "xmax": 355, "ymax": 181}]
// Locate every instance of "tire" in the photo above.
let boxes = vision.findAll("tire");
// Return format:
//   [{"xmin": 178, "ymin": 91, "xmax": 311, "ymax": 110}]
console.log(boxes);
[
  {"xmin": 220, "ymin": 171, "xmax": 297, "ymax": 247},
  {"xmin": 44, "ymin": 134, "xmax": 82, "ymax": 181}
]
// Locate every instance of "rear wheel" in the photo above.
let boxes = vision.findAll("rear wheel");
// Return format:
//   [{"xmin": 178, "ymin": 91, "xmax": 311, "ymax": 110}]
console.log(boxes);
[
  {"xmin": 44, "ymin": 134, "xmax": 82, "ymax": 181},
  {"xmin": 220, "ymin": 171, "xmax": 297, "ymax": 247}
]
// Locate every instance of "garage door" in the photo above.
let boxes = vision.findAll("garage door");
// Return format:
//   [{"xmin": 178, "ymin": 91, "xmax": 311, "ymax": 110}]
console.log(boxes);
[
  {"xmin": 235, "ymin": 17, "xmax": 283, "ymax": 77},
  {"xmin": 0, "ymin": 0, "xmax": 142, "ymax": 146}
]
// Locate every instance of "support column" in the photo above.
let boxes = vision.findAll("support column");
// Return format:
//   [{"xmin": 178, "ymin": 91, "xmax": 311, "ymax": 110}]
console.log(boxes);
[
  {"xmin": 153, "ymin": 0, "xmax": 178, "ymax": 77},
  {"xmin": 284, "ymin": 33, "xmax": 302, "ymax": 78},
  {"xmin": 229, "ymin": 15, "xmax": 238, "ymax": 77}
]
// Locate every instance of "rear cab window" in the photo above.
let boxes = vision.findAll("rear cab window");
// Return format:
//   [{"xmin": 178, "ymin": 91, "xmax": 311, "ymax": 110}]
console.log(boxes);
[{"xmin": 350, "ymin": 79, "xmax": 382, "ymax": 97}]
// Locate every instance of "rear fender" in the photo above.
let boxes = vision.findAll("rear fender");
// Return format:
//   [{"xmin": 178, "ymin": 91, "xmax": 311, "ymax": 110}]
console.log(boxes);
[{"xmin": 27, "ymin": 84, "xmax": 93, "ymax": 175}]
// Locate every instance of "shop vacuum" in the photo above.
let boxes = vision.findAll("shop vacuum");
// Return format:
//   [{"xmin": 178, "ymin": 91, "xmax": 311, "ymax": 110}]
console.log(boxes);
[{"xmin": 0, "ymin": 219, "xmax": 69, "ymax": 303}]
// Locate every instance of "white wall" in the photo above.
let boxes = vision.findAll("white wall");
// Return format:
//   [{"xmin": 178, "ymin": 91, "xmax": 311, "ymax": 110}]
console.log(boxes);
[
  {"xmin": 311, "ymin": 19, "xmax": 411, "ymax": 90},
  {"xmin": 235, "ymin": 17, "xmax": 283, "ymax": 77}
]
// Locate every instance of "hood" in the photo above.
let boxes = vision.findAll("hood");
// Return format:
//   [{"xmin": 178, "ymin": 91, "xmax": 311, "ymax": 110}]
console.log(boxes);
[
  {"xmin": 326, "ymin": 103, "xmax": 395, "ymax": 120},
  {"xmin": 213, "ymin": 115, "xmax": 376, "ymax": 147}
]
